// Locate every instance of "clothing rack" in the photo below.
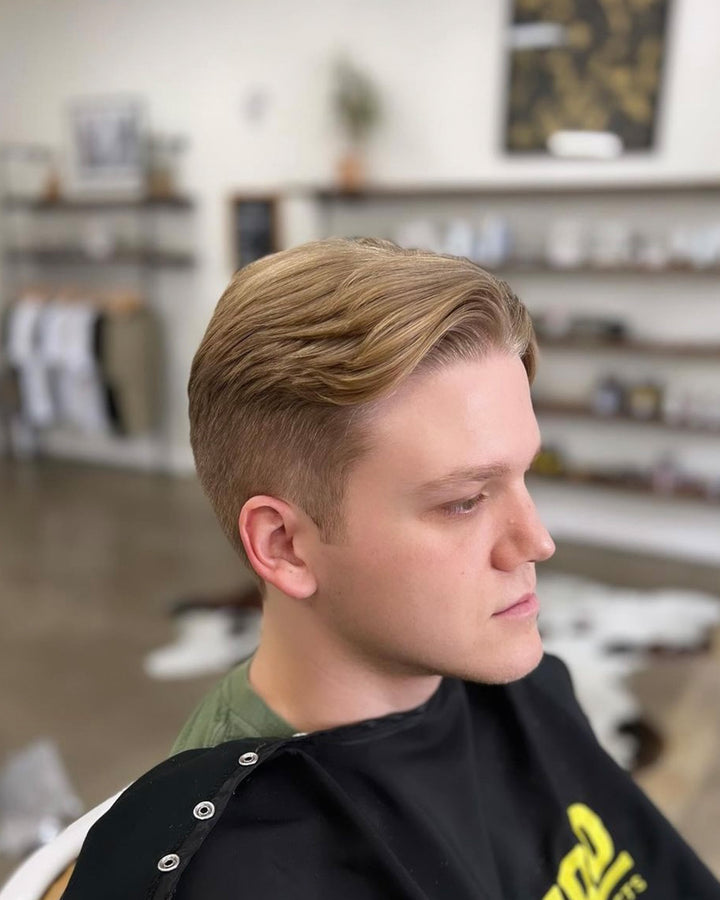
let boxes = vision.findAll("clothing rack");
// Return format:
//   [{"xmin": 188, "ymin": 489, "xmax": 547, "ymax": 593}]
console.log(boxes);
[
  {"xmin": 1, "ymin": 286, "xmax": 161, "ymax": 459},
  {"xmin": 16, "ymin": 283, "xmax": 146, "ymax": 314}
]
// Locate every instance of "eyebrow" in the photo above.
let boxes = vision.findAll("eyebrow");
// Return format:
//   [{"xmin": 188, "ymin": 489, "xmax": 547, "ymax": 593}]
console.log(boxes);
[{"xmin": 412, "ymin": 442, "xmax": 543, "ymax": 496}]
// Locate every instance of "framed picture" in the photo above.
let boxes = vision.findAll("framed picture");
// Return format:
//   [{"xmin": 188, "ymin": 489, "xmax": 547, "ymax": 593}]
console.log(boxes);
[
  {"xmin": 503, "ymin": 0, "xmax": 671, "ymax": 155},
  {"xmin": 232, "ymin": 195, "xmax": 279, "ymax": 270},
  {"xmin": 67, "ymin": 95, "xmax": 146, "ymax": 194}
]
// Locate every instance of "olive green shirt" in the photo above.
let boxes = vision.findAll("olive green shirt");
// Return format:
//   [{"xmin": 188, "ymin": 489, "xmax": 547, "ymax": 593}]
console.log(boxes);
[{"xmin": 171, "ymin": 655, "xmax": 297, "ymax": 755}]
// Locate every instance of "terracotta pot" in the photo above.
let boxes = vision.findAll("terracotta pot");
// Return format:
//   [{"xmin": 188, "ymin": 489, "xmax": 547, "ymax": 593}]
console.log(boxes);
[
  {"xmin": 43, "ymin": 167, "xmax": 62, "ymax": 203},
  {"xmin": 336, "ymin": 150, "xmax": 364, "ymax": 193}
]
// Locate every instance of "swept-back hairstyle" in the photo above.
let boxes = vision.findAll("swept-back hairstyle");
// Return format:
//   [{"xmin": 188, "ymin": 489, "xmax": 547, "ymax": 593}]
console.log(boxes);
[{"xmin": 189, "ymin": 237, "xmax": 536, "ymax": 575}]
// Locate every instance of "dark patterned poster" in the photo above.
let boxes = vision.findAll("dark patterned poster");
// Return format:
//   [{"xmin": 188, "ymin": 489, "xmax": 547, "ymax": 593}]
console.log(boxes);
[{"xmin": 505, "ymin": 0, "xmax": 670, "ymax": 153}]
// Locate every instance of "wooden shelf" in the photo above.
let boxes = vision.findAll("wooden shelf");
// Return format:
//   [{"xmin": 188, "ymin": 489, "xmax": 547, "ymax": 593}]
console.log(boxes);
[
  {"xmin": 534, "ymin": 400, "xmax": 720, "ymax": 435},
  {"xmin": 529, "ymin": 470, "xmax": 720, "ymax": 505},
  {"xmin": 2, "ymin": 196, "xmax": 195, "ymax": 211},
  {"xmin": 299, "ymin": 180, "xmax": 720, "ymax": 201},
  {"xmin": 537, "ymin": 336, "xmax": 720, "ymax": 358},
  {"xmin": 494, "ymin": 261, "xmax": 720, "ymax": 276},
  {"xmin": 5, "ymin": 248, "xmax": 195, "ymax": 267}
]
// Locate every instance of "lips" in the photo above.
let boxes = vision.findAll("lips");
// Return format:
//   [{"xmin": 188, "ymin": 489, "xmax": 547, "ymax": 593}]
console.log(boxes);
[{"xmin": 493, "ymin": 593, "xmax": 538, "ymax": 616}]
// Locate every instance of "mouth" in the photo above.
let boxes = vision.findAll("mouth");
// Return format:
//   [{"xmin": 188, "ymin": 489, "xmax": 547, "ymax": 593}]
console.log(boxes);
[{"xmin": 492, "ymin": 592, "xmax": 539, "ymax": 618}]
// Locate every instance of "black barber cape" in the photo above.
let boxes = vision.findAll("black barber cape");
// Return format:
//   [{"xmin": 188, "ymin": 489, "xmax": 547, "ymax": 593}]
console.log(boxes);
[{"xmin": 64, "ymin": 653, "xmax": 720, "ymax": 899}]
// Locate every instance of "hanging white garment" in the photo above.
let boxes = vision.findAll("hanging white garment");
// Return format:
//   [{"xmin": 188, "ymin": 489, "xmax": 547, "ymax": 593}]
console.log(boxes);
[
  {"xmin": 38, "ymin": 302, "xmax": 71, "ymax": 367},
  {"xmin": 36, "ymin": 301, "xmax": 69, "ymax": 420},
  {"xmin": 52, "ymin": 302, "xmax": 110, "ymax": 434},
  {"xmin": 5, "ymin": 297, "xmax": 55, "ymax": 427}
]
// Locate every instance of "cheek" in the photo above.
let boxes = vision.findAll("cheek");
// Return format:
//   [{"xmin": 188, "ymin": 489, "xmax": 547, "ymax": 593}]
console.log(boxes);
[
  {"xmin": 331, "ymin": 480, "xmax": 498, "ymax": 601},
  {"xmin": 347, "ymin": 513, "xmax": 491, "ymax": 601}
]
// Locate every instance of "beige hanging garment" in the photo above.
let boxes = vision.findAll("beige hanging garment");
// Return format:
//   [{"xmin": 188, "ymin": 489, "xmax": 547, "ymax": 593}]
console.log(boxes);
[{"xmin": 99, "ymin": 295, "xmax": 162, "ymax": 436}]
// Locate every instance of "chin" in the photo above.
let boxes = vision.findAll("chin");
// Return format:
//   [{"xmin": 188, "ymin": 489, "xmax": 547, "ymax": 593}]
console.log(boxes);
[{"xmin": 463, "ymin": 631, "xmax": 545, "ymax": 685}]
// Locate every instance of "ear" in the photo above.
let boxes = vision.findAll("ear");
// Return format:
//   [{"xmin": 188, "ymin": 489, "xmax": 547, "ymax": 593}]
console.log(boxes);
[{"xmin": 238, "ymin": 495, "xmax": 318, "ymax": 600}]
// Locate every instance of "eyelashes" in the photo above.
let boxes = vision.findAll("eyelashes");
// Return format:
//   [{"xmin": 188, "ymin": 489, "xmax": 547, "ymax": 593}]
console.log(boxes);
[
  {"xmin": 439, "ymin": 469, "xmax": 533, "ymax": 518},
  {"xmin": 441, "ymin": 493, "xmax": 488, "ymax": 517}
]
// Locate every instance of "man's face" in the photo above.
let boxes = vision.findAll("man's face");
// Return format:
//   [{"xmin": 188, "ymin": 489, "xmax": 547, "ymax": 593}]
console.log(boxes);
[{"xmin": 308, "ymin": 350, "xmax": 556, "ymax": 685}]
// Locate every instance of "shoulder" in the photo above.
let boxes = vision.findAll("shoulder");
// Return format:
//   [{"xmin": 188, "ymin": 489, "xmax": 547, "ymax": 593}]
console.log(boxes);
[
  {"xmin": 170, "ymin": 665, "xmax": 243, "ymax": 754},
  {"xmin": 526, "ymin": 651, "xmax": 578, "ymax": 696},
  {"xmin": 63, "ymin": 737, "xmax": 292, "ymax": 900},
  {"xmin": 515, "ymin": 651, "xmax": 596, "ymax": 735},
  {"xmin": 462, "ymin": 652, "xmax": 595, "ymax": 738}
]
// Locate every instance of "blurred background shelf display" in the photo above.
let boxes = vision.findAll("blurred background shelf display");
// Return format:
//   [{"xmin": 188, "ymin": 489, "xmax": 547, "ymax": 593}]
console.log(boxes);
[
  {"xmin": 1, "ymin": 193, "xmax": 196, "ymax": 274},
  {"xmin": 537, "ymin": 335, "xmax": 720, "ymax": 357},
  {"xmin": 499, "ymin": 262, "xmax": 720, "ymax": 275},
  {"xmin": 5, "ymin": 248, "xmax": 195, "ymax": 267},
  {"xmin": 529, "ymin": 470, "xmax": 720, "ymax": 505},
  {"xmin": 296, "ymin": 181, "xmax": 720, "ymax": 275},
  {"xmin": 534, "ymin": 401, "xmax": 720, "ymax": 435},
  {"xmin": 0, "ymin": 150, "xmax": 198, "ymax": 473},
  {"xmin": 2, "ymin": 197, "xmax": 194, "ymax": 211}
]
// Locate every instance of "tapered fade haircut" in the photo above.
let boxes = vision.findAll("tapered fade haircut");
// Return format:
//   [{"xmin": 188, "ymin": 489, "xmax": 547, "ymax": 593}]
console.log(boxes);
[{"xmin": 188, "ymin": 237, "xmax": 537, "ymax": 574}]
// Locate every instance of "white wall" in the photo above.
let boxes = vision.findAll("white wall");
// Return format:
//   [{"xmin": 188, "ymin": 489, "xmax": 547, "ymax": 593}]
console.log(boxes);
[
  {"xmin": 3, "ymin": 0, "xmax": 720, "ymax": 310},
  {"xmin": 1, "ymin": 0, "xmax": 719, "ymax": 560}
]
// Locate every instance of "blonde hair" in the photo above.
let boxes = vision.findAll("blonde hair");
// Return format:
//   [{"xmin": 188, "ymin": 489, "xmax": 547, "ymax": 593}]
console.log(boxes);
[{"xmin": 189, "ymin": 237, "xmax": 536, "ymax": 575}]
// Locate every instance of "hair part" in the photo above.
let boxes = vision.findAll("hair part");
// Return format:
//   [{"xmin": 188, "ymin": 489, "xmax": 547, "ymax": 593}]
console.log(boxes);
[{"xmin": 188, "ymin": 238, "xmax": 536, "ymax": 578}]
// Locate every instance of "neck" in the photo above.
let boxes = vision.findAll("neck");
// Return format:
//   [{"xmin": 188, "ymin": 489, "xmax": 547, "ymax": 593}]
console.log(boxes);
[{"xmin": 248, "ymin": 590, "xmax": 441, "ymax": 734}]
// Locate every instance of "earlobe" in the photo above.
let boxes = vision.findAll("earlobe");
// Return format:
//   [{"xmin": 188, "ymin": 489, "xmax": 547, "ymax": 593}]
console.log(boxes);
[{"xmin": 239, "ymin": 496, "xmax": 317, "ymax": 600}]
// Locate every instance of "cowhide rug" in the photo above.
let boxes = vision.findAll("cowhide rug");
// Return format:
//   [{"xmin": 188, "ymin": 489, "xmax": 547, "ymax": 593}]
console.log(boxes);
[{"xmin": 537, "ymin": 573, "xmax": 720, "ymax": 771}]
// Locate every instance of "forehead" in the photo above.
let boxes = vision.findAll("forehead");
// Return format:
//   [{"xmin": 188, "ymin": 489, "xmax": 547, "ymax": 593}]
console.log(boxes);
[{"xmin": 354, "ymin": 353, "xmax": 539, "ymax": 490}]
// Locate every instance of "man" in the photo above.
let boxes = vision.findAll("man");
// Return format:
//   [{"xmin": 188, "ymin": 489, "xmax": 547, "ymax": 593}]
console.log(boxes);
[{"xmin": 63, "ymin": 238, "xmax": 720, "ymax": 899}]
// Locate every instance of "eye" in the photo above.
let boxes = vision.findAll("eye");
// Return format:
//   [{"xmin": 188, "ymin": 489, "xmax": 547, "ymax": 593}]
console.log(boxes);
[{"xmin": 441, "ymin": 493, "xmax": 487, "ymax": 517}]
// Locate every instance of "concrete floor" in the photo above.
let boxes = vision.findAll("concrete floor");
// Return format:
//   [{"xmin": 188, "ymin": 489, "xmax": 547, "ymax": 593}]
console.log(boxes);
[{"xmin": 1, "ymin": 458, "xmax": 719, "ymax": 883}]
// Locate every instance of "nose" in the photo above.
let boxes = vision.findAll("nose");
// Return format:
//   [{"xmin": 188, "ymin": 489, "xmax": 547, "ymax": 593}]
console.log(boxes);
[{"xmin": 491, "ymin": 487, "xmax": 556, "ymax": 572}]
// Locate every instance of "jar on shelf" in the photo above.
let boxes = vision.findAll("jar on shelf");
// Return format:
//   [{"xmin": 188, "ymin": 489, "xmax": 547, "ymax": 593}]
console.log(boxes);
[
  {"xmin": 661, "ymin": 385, "xmax": 689, "ymax": 426},
  {"xmin": 651, "ymin": 455, "xmax": 681, "ymax": 495},
  {"xmin": 592, "ymin": 376, "xmax": 624, "ymax": 416},
  {"xmin": 145, "ymin": 134, "xmax": 187, "ymax": 199},
  {"xmin": 545, "ymin": 219, "xmax": 587, "ymax": 269},
  {"xmin": 626, "ymin": 381, "xmax": 663, "ymax": 420},
  {"xmin": 531, "ymin": 446, "xmax": 565, "ymax": 477}
]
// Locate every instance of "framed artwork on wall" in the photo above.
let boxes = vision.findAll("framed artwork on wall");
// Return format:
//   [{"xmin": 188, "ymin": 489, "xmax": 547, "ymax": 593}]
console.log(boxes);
[
  {"xmin": 232, "ymin": 195, "xmax": 279, "ymax": 270},
  {"xmin": 67, "ymin": 95, "xmax": 147, "ymax": 194},
  {"xmin": 503, "ymin": 0, "xmax": 672, "ymax": 155}
]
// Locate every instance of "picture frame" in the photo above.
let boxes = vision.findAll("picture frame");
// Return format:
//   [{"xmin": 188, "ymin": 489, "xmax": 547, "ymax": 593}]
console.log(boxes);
[
  {"xmin": 231, "ymin": 195, "xmax": 279, "ymax": 270},
  {"xmin": 67, "ymin": 95, "xmax": 147, "ymax": 195},
  {"xmin": 502, "ymin": 0, "xmax": 672, "ymax": 156}
]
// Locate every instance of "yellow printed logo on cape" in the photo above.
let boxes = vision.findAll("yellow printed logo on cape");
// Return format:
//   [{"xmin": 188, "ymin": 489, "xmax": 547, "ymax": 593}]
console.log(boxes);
[{"xmin": 543, "ymin": 803, "xmax": 647, "ymax": 900}]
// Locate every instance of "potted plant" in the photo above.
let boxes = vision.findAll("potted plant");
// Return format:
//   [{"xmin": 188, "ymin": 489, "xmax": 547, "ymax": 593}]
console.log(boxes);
[{"xmin": 332, "ymin": 57, "xmax": 381, "ymax": 192}]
